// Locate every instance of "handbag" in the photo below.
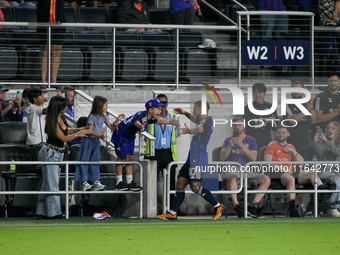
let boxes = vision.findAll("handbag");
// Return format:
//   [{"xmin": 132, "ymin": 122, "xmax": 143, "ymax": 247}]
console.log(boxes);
[{"xmin": 182, "ymin": 0, "xmax": 198, "ymax": 13}]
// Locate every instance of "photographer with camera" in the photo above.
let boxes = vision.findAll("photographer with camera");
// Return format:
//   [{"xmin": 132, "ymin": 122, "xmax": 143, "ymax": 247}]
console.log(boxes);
[{"xmin": 0, "ymin": 86, "xmax": 23, "ymax": 122}]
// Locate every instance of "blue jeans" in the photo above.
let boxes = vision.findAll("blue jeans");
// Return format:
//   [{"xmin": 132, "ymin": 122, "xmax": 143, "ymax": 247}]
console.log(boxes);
[
  {"xmin": 75, "ymin": 136, "xmax": 101, "ymax": 182},
  {"xmin": 260, "ymin": 10, "xmax": 288, "ymax": 40},
  {"xmin": 320, "ymin": 172, "xmax": 340, "ymax": 208},
  {"xmin": 319, "ymin": 25, "xmax": 339, "ymax": 59},
  {"xmin": 36, "ymin": 145, "xmax": 64, "ymax": 217}
]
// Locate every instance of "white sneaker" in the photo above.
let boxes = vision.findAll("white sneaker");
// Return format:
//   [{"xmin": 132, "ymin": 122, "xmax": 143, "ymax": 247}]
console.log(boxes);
[
  {"xmin": 82, "ymin": 182, "xmax": 94, "ymax": 191},
  {"xmin": 327, "ymin": 208, "xmax": 340, "ymax": 217},
  {"xmin": 94, "ymin": 181, "xmax": 107, "ymax": 191}
]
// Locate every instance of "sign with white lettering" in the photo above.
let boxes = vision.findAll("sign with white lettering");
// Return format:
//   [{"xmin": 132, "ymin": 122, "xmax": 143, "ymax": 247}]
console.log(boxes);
[{"xmin": 241, "ymin": 40, "xmax": 310, "ymax": 66}]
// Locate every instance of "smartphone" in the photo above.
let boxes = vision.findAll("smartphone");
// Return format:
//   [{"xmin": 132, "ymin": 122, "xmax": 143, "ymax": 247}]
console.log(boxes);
[
  {"xmin": 16, "ymin": 90, "xmax": 21, "ymax": 98},
  {"xmin": 316, "ymin": 128, "xmax": 322, "ymax": 134},
  {"xmin": 233, "ymin": 130, "xmax": 239, "ymax": 137}
]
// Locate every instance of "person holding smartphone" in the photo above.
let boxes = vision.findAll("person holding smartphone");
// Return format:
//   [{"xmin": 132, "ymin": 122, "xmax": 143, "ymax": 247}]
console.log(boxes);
[
  {"xmin": 220, "ymin": 116, "xmax": 271, "ymax": 218},
  {"xmin": 313, "ymin": 121, "xmax": 340, "ymax": 217},
  {"xmin": 0, "ymin": 86, "xmax": 23, "ymax": 123}
]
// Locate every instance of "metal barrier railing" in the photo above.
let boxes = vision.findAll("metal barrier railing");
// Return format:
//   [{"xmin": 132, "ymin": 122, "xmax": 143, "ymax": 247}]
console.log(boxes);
[
  {"xmin": 72, "ymin": 89, "xmax": 156, "ymax": 157},
  {"xmin": 0, "ymin": 21, "xmax": 238, "ymax": 89},
  {"xmin": 162, "ymin": 160, "xmax": 340, "ymax": 218},
  {"xmin": 1, "ymin": 12, "xmax": 340, "ymax": 87},
  {"xmin": 0, "ymin": 160, "xmax": 143, "ymax": 219},
  {"xmin": 244, "ymin": 161, "xmax": 340, "ymax": 218},
  {"xmin": 163, "ymin": 161, "xmax": 243, "ymax": 214}
]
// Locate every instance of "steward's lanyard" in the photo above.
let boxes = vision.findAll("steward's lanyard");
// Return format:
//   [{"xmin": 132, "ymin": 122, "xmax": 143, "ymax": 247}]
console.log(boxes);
[{"xmin": 160, "ymin": 124, "xmax": 167, "ymax": 134}]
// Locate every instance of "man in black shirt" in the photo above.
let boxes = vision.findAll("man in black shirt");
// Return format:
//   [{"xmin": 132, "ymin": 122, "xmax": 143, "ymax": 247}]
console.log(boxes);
[
  {"xmin": 314, "ymin": 72, "xmax": 340, "ymax": 131},
  {"xmin": 118, "ymin": 0, "xmax": 160, "ymax": 33},
  {"xmin": 285, "ymin": 81, "xmax": 316, "ymax": 154},
  {"xmin": 244, "ymin": 83, "xmax": 278, "ymax": 150}
]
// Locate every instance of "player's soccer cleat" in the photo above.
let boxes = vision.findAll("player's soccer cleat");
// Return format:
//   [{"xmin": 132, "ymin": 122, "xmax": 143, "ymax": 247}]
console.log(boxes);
[
  {"xmin": 157, "ymin": 211, "xmax": 177, "ymax": 220},
  {"xmin": 127, "ymin": 181, "xmax": 143, "ymax": 191},
  {"xmin": 115, "ymin": 181, "xmax": 129, "ymax": 191},
  {"xmin": 82, "ymin": 182, "xmax": 94, "ymax": 191},
  {"xmin": 94, "ymin": 181, "xmax": 107, "ymax": 191},
  {"xmin": 213, "ymin": 204, "xmax": 224, "ymax": 220}
]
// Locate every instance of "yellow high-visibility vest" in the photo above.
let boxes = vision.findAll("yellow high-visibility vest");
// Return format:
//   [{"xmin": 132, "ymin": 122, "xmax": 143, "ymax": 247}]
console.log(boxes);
[{"xmin": 144, "ymin": 112, "xmax": 178, "ymax": 161}]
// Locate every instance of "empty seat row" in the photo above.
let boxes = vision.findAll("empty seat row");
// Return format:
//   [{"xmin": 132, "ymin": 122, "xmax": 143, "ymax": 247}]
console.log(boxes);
[
  {"xmin": 0, "ymin": 30, "xmax": 215, "ymax": 81},
  {"xmin": 0, "ymin": 45, "xmax": 211, "ymax": 81}
]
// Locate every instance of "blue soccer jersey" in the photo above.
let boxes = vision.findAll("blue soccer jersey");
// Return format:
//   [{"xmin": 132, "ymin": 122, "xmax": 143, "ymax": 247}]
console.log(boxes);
[
  {"xmin": 222, "ymin": 135, "xmax": 257, "ymax": 166},
  {"xmin": 112, "ymin": 111, "xmax": 157, "ymax": 143},
  {"xmin": 185, "ymin": 116, "xmax": 213, "ymax": 167}
]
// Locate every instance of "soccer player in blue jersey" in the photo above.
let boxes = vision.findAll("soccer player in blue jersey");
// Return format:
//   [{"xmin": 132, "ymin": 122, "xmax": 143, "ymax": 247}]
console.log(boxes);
[
  {"xmin": 158, "ymin": 100, "xmax": 224, "ymax": 220},
  {"xmin": 220, "ymin": 116, "xmax": 270, "ymax": 218},
  {"xmin": 111, "ymin": 98, "xmax": 179, "ymax": 191}
]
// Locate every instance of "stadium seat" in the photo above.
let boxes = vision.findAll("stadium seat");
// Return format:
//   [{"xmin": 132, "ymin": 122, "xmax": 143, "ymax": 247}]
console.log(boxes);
[
  {"xmin": 0, "ymin": 47, "xmax": 18, "ymax": 79},
  {"xmin": 22, "ymin": 47, "xmax": 41, "ymax": 80},
  {"xmin": 11, "ymin": 7, "xmax": 39, "ymax": 45},
  {"xmin": 0, "ymin": 6, "xmax": 14, "ymax": 34},
  {"xmin": 178, "ymin": 31, "xmax": 212, "ymax": 81},
  {"xmin": 0, "ymin": 144, "xmax": 39, "ymax": 218},
  {"xmin": 0, "ymin": 6, "xmax": 13, "ymax": 22},
  {"xmin": 0, "ymin": 122, "xmax": 27, "ymax": 144},
  {"xmin": 58, "ymin": 46, "xmax": 84, "ymax": 81},
  {"xmin": 57, "ymin": 8, "xmax": 82, "ymax": 81},
  {"xmin": 77, "ymin": 7, "xmax": 110, "ymax": 46},
  {"xmin": 121, "ymin": 49, "xmax": 148, "ymax": 81},
  {"xmin": 63, "ymin": 7, "xmax": 80, "ymax": 45},
  {"xmin": 149, "ymin": 8, "xmax": 171, "ymax": 25},
  {"xmin": 115, "ymin": 31, "xmax": 148, "ymax": 81},
  {"xmin": 79, "ymin": 7, "xmax": 109, "ymax": 24},
  {"xmin": 12, "ymin": 6, "xmax": 37, "ymax": 23},
  {"xmin": 64, "ymin": 7, "xmax": 78, "ymax": 23},
  {"xmin": 0, "ymin": 144, "xmax": 33, "ymax": 173},
  {"xmin": 140, "ymin": 31, "xmax": 175, "ymax": 81},
  {"xmin": 77, "ymin": 8, "xmax": 112, "ymax": 80},
  {"xmin": 88, "ymin": 47, "xmax": 112, "ymax": 81}
]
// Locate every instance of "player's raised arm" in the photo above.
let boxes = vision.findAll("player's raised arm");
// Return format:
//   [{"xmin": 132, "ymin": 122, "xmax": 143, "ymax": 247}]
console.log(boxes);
[{"xmin": 173, "ymin": 107, "xmax": 199, "ymax": 123}]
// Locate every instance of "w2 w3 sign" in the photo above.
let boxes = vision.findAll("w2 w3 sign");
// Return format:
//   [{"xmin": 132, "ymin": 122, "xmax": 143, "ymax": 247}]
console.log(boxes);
[{"xmin": 241, "ymin": 40, "xmax": 310, "ymax": 66}]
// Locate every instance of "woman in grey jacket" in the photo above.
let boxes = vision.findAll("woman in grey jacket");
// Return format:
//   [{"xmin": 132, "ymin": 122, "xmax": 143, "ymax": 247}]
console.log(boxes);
[{"xmin": 314, "ymin": 121, "xmax": 340, "ymax": 217}]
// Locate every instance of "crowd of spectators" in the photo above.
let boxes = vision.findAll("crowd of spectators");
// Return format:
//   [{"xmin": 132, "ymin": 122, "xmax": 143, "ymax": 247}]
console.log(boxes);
[
  {"xmin": 1, "ymin": 1, "xmax": 340, "ymax": 218},
  {"xmin": 218, "ymin": 73, "xmax": 340, "ymax": 218},
  {"xmin": 3, "ymin": 72, "xmax": 340, "ymax": 218}
]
